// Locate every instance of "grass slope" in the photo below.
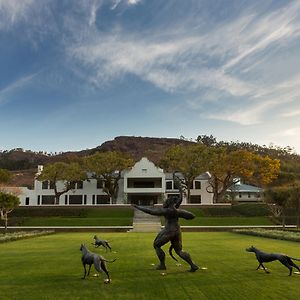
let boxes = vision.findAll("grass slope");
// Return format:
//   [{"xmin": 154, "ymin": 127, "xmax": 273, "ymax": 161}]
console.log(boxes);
[{"xmin": 1, "ymin": 232, "xmax": 300, "ymax": 299}]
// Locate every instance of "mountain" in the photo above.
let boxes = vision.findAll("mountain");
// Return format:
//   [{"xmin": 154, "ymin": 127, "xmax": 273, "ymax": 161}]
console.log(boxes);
[{"xmin": 1, "ymin": 136, "xmax": 193, "ymax": 187}]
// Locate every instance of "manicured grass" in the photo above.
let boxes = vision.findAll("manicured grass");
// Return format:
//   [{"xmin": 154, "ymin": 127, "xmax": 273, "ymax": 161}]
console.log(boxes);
[
  {"xmin": 16, "ymin": 207, "xmax": 134, "ymax": 226},
  {"xmin": 1, "ymin": 232, "xmax": 300, "ymax": 299},
  {"xmin": 179, "ymin": 216, "xmax": 274, "ymax": 226}
]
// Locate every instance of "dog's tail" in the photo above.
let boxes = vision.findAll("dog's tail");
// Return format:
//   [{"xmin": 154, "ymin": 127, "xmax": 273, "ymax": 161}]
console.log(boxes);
[
  {"xmin": 102, "ymin": 258, "xmax": 117, "ymax": 263},
  {"xmin": 289, "ymin": 256, "xmax": 300, "ymax": 261},
  {"xmin": 169, "ymin": 245, "xmax": 178, "ymax": 262}
]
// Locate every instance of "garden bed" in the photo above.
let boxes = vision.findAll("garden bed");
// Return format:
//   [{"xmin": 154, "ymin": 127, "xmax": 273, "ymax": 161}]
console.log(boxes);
[
  {"xmin": 0, "ymin": 230, "xmax": 55, "ymax": 243},
  {"xmin": 233, "ymin": 228, "xmax": 300, "ymax": 242}
]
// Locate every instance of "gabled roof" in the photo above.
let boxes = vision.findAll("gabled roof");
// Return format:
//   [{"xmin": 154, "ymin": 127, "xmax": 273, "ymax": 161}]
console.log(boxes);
[{"xmin": 227, "ymin": 183, "xmax": 263, "ymax": 193}]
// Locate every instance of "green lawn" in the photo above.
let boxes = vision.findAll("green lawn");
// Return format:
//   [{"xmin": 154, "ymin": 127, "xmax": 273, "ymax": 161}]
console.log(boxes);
[
  {"xmin": 1, "ymin": 232, "xmax": 300, "ymax": 299},
  {"xmin": 179, "ymin": 216, "xmax": 274, "ymax": 226}
]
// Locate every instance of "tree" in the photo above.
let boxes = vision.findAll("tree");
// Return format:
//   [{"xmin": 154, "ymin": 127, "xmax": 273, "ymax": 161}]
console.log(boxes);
[
  {"xmin": 0, "ymin": 168, "xmax": 11, "ymax": 184},
  {"xmin": 0, "ymin": 192, "xmax": 20, "ymax": 232},
  {"xmin": 160, "ymin": 144, "xmax": 209, "ymax": 202},
  {"xmin": 289, "ymin": 185, "xmax": 300, "ymax": 229},
  {"xmin": 206, "ymin": 148, "xmax": 280, "ymax": 203},
  {"xmin": 38, "ymin": 162, "xmax": 86, "ymax": 204},
  {"xmin": 264, "ymin": 187, "xmax": 290, "ymax": 227},
  {"xmin": 84, "ymin": 151, "xmax": 134, "ymax": 204}
]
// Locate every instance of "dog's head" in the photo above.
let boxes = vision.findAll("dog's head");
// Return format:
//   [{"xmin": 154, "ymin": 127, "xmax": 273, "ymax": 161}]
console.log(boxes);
[
  {"xmin": 80, "ymin": 244, "xmax": 85, "ymax": 251},
  {"xmin": 93, "ymin": 235, "xmax": 97, "ymax": 240},
  {"xmin": 246, "ymin": 245, "xmax": 256, "ymax": 253}
]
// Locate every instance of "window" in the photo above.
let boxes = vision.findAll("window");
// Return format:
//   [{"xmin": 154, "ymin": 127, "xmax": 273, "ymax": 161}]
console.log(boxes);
[
  {"xmin": 248, "ymin": 193, "xmax": 251, "ymax": 198},
  {"xmin": 190, "ymin": 195, "xmax": 201, "ymax": 203},
  {"xmin": 42, "ymin": 181, "xmax": 49, "ymax": 189},
  {"xmin": 49, "ymin": 181, "xmax": 55, "ymax": 189},
  {"xmin": 69, "ymin": 195, "xmax": 83, "ymax": 205},
  {"xmin": 97, "ymin": 180, "xmax": 103, "ymax": 189},
  {"xmin": 97, "ymin": 195, "xmax": 110, "ymax": 204},
  {"xmin": 69, "ymin": 182, "xmax": 76, "ymax": 189},
  {"xmin": 77, "ymin": 181, "xmax": 83, "ymax": 189},
  {"xmin": 166, "ymin": 181, "xmax": 173, "ymax": 190},
  {"xmin": 92, "ymin": 195, "xmax": 95, "ymax": 205},
  {"xmin": 37, "ymin": 195, "xmax": 40, "ymax": 205},
  {"xmin": 25, "ymin": 197, "xmax": 30, "ymax": 205},
  {"xmin": 194, "ymin": 181, "xmax": 201, "ymax": 189},
  {"xmin": 84, "ymin": 195, "xmax": 87, "ymax": 205},
  {"xmin": 41, "ymin": 195, "xmax": 55, "ymax": 205},
  {"xmin": 239, "ymin": 193, "xmax": 242, "ymax": 198},
  {"xmin": 65, "ymin": 195, "xmax": 68, "ymax": 205}
]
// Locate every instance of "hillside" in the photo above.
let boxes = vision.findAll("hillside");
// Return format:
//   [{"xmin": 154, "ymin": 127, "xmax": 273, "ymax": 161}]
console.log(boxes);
[
  {"xmin": 1, "ymin": 136, "xmax": 193, "ymax": 186},
  {"xmin": 1, "ymin": 135, "xmax": 300, "ymax": 188}
]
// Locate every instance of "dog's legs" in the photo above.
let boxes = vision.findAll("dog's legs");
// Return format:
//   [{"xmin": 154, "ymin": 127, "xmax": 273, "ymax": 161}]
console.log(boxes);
[
  {"xmin": 87, "ymin": 264, "xmax": 92, "ymax": 276},
  {"xmin": 106, "ymin": 243, "xmax": 112, "ymax": 251},
  {"xmin": 260, "ymin": 263, "xmax": 270, "ymax": 274},
  {"xmin": 82, "ymin": 264, "xmax": 87, "ymax": 279},
  {"xmin": 287, "ymin": 258, "xmax": 300, "ymax": 273},
  {"xmin": 256, "ymin": 263, "xmax": 262, "ymax": 270},
  {"xmin": 100, "ymin": 261, "xmax": 110, "ymax": 280},
  {"xmin": 279, "ymin": 258, "xmax": 293, "ymax": 276}
]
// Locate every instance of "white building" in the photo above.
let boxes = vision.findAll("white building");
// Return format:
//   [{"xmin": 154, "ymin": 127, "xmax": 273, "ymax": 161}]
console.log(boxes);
[{"xmin": 17, "ymin": 157, "xmax": 214, "ymax": 206}]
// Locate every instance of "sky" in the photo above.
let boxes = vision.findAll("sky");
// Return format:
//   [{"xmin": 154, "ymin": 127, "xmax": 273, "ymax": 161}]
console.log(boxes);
[{"xmin": 1, "ymin": 0, "xmax": 300, "ymax": 154}]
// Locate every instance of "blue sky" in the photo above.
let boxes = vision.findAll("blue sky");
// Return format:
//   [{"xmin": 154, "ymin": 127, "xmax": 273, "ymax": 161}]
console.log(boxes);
[{"xmin": 1, "ymin": 0, "xmax": 300, "ymax": 153}]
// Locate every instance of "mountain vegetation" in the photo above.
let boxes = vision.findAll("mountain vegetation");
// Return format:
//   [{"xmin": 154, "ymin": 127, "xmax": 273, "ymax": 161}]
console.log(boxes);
[{"xmin": 0, "ymin": 135, "xmax": 299, "ymax": 190}]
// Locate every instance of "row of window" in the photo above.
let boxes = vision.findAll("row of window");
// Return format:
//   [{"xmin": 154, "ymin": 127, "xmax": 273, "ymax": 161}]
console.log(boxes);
[
  {"xmin": 42, "ymin": 180, "xmax": 106, "ymax": 190},
  {"xmin": 165, "ymin": 180, "xmax": 201, "ymax": 190},
  {"xmin": 41, "ymin": 179, "xmax": 202, "ymax": 190},
  {"xmin": 35, "ymin": 194, "xmax": 111, "ymax": 205}
]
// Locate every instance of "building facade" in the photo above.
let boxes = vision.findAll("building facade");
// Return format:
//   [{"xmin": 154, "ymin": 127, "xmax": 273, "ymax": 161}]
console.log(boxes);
[{"xmin": 17, "ymin": 157, "xmax": 214, "ymax": 206}]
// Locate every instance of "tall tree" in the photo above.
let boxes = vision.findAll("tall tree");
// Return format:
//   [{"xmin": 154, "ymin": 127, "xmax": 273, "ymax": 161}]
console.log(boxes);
[
  {"xmin": 84, "ymin": 151, "xmax": 134, "ymax": 204},
  {"xmin": 160, "ymin": 144, "xmax": 209, "ymax": 202},
  {"xmin": 0, "ymin": 192, "xmax": 20, "ymax": 232},
  {"xmin": 206, "ymin": 148, "xmax": 280, "ymax": 203},
  {"xmin": 38, "ymin": 162, "xmax": 86, "ymax": 204}
]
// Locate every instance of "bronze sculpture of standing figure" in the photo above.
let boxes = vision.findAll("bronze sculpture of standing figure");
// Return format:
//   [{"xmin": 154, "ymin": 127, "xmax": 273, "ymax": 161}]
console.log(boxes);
[{"xmin": 133, "ymin": 194, "xmax": 199, "ymax": 272}]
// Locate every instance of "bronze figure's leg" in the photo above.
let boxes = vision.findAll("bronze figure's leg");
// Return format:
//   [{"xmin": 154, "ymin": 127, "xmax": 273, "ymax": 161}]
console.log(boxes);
[
  {"xmin": 172, "ymin": 236, "xmax": 198, "ymax": 272},
  {"xmin": 153, "ymin": 230, "xmax": 170, "ymax": 270}
]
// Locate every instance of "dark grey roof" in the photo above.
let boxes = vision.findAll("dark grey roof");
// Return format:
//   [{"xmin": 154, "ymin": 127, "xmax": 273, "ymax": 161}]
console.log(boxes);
[{"xmin": 227, "ymin": 183, "xmax": 263, "ymax": 193}]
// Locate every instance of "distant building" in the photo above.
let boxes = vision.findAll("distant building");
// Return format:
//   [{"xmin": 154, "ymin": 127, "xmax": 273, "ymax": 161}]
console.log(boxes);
[
  {"xmin": 226, "ymin": 179, "xmax": 263, "ymax": 202},
  {"xmin": 13, "ymin": 157, "xmax": 263, "ymax": 206}
]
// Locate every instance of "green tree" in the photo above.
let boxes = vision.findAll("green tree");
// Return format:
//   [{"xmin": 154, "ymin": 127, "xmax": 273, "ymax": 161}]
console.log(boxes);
[
  {"xmin": 38, "ymin": 162, "xmax": 86, "ymax": 204},
  {"xmin": 160, "ymin": 144, "xmax": 209, "ymax": 202},
  {"xmin": 0, "ymin": 168, "xmax": 11, "ymax": 184},
  {"xmin": 0, "ymin": 192, "xmax": 20, "ymax": 232},
  {"xmin": 84, "ymin": 151, "xmax": 134, "ymax": 204}
]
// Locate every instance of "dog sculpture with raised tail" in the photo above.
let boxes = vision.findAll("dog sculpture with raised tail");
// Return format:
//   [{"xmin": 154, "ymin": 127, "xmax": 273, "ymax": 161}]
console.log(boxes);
[
  {"xmin": 246, "ymin": 245, "xmax": 300, "ymax": 276},
  {"xmin": 80, "ymin": 244, "xmax": 116, "ymax": 282}
]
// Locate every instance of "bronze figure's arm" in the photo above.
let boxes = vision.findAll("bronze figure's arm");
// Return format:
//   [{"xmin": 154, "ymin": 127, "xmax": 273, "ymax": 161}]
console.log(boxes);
[
  {"xmin": 132, "ymin": 204, "xmax": 165, "ymax": 216},
  {"xmin": 177, "ymin": 209, "xmax": 195, "ymax": 220}
]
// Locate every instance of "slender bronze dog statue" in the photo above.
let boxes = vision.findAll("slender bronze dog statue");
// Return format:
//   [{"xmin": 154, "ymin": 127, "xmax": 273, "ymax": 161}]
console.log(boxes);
[
  {"xmin": 92, "ymin": 235, "xmax": 112, "ymax": 252},
  {"xmin": 246, "ymin": 246, "xmax": 300, "ymax": 276},
  {"xmin": 80, "ymin": 244, "xmax": 116, "ymax": 282}
]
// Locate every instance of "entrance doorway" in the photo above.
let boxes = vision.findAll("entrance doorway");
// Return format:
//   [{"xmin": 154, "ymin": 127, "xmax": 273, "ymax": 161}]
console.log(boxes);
[{"xmin": 129, "ymin": 194, "xmax": 159, "ymax": 206}]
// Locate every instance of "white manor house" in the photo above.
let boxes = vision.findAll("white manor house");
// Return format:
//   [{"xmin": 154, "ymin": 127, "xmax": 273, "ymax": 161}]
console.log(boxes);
[{"xmin": 15, "ymin": 157, "xmax": 262, "ymax": 206}]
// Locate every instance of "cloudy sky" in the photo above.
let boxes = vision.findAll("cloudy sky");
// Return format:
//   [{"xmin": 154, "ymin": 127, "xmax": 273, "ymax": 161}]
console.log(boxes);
[{"xmin": 1, "ymin": 0, "xmax": 300, "ymax": 153}]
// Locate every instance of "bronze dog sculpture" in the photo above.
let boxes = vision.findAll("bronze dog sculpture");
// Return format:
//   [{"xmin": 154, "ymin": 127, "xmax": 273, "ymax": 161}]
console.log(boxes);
[
  {"xmin": 80, "ymin": 244, "xmax": 116, "ymax": 282},
  {"xmin": 246, "ymin": 246, "xmax": 300, "ymax": 276},
  {"xmin": 92, "ymin": 235, "xmax": 112, "ymax": 252}
]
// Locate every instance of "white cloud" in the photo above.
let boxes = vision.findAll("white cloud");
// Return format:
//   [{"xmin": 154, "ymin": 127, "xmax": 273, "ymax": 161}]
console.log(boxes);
[
  {"xmin": 0, "ymin": 73, "xmax": 37, "ymax": 105},
  {"xmin": 205, "ymin": 100, "xmax": 278, "ymax": 125},
  {"xmin": 0, "ymin": 0, "xmax": 35, "ymax": 29}
]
